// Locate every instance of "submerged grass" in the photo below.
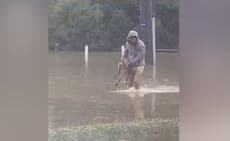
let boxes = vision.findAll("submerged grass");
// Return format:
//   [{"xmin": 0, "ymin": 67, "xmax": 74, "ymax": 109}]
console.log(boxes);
[{"xmin": 49, "ymin": 119, "xmax": 178, "ymax": 141}]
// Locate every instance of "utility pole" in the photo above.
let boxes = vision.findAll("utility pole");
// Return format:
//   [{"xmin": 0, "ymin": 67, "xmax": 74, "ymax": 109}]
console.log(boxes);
[{"xmin": 140, "ymin": 0, "xmax": 156, "ymax": 79}]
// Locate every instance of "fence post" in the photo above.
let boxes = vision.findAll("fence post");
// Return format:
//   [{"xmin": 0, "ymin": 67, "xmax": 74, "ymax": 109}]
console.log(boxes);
[
  {"xmin": 85, "ymin": 45, "xmax": 88, "ymax": 72},
  {"xmin": 121, "ymin": 45, "xmax": 125, "ymax": 59}
]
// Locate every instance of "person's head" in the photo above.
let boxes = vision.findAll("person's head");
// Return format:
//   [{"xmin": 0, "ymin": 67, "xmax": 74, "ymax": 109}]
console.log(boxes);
[{"xmin": 127, "ymin": 30, "xmax": 139, "ymax": 45}]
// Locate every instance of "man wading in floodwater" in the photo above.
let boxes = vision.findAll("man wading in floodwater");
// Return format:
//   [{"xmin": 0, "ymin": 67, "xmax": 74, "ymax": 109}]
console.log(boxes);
[{"xmin": 121, "ymin": 30, "xmax": 146, "ymax": 91}]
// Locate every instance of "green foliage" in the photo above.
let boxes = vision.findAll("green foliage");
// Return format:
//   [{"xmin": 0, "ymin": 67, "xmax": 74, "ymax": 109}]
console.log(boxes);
[
  {"xmin": 49, "ymin": 0, "xmax": 103, "ymax": 50},
  {"xmin": 156, "ymin": 2, "xmax": 179, "ymax": 49},
  {"xmin": 49, "ymin": 0, "xmax": 179, "ymax": 50},
  {"xmin": 49, "ymin": 119, "xmax": 179, "ymax": 141}
]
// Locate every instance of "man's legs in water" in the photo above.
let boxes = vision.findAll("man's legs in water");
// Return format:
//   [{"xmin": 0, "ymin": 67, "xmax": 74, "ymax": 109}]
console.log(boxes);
[
  {"xmin": 127, "ymin": 66, "xmax": 144, "ymax": 90},
  {"xmin": 133, "ymin": 66, "xmax": 144, "ymax": 90},
  {"xmin": 127, "ymin": 70, "xmax": 135, "ymax": 88}
]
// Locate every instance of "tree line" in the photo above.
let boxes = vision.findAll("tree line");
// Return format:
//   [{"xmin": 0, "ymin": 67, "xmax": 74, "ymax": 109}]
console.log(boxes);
[{"xmin": 49, "ymin": 0, "xmax": 179, "ymax": 51}]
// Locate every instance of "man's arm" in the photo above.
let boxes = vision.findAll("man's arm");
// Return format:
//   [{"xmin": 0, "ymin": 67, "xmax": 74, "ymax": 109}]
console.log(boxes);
[
  {"xmin": 121, "ymin": 42, "xmax": 129, "ymax": 65},
  {"xmin": 122, "ymin": 48, "xmax": 128, "ymax": 60}
]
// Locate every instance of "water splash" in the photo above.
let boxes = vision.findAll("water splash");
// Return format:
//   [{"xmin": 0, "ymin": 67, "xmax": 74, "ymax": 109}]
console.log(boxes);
[{"xmin": 109, "ymin": 85, "xmax": 179, "ymax": 96}]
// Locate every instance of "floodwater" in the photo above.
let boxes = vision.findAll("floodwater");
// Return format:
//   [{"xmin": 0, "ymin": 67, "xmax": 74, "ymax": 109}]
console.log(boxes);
[{"xmin": 49, "ymin": 51, "xmax": 179, "ymax": 128}]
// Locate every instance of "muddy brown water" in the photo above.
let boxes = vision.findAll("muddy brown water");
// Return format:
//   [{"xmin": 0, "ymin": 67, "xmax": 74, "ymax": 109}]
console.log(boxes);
[{"xmin": 49, "ymin": 51, "xmax": 179, "ymax": 128}]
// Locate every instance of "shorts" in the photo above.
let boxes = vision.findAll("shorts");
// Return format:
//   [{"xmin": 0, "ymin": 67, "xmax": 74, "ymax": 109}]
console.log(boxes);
[{"xmin": 127, "ymin": 66, "xmax": 144, "ymax": 87}]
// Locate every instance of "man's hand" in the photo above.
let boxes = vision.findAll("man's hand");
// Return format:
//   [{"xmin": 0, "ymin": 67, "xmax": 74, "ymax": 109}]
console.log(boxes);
[{"xmin": 121, "ymin": 59, "xmax": 129, "ymax": 67}]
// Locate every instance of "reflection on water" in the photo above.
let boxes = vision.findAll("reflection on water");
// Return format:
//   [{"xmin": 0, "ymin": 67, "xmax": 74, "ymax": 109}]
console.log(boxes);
[
  {"xmin": 49, "ymin": 51, "xmax": 179, "ymax": 128},
  {"xmin": 129, "ymin": 94, "xmax": 145, "ymax": 120}
]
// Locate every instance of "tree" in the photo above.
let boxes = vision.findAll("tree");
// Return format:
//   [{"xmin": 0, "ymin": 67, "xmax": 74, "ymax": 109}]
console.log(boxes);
[{"xmin": 49, "ymin": 0, "xmax": 179, "ymax": 50}]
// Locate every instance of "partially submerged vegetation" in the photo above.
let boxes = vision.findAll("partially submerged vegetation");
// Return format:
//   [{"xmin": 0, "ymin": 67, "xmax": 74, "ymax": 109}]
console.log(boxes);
[{"xmin": 49, "ymin": 119, "xmax": 178, "ymax": 141}]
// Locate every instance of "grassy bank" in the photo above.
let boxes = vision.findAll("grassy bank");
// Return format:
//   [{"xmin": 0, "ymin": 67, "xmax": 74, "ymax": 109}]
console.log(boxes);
[{"xmin": 49, "ymin": 119, "xmax": 178, "ymax": 141}]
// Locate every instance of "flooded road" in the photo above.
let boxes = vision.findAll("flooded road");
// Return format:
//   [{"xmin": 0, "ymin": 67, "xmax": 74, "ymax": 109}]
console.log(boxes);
[{"xmin": 49, "ymin": 51, "xmax": 179, "ymax": 128}]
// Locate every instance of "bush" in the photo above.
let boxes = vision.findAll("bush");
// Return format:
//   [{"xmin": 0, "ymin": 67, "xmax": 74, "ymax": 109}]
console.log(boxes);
[
  {"xmin": 49, "ymin": 0, "xmax": 179, "ymax": 51},
  {"xmin": 156, "ymin": 3, "xmax": 179, "ymax": 49}
]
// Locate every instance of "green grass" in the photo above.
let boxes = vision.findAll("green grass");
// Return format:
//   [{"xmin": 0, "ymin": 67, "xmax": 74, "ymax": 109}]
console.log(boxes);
[{"xmin": 49, "ymin": 119, "xmax": 179, "ymax": 141}]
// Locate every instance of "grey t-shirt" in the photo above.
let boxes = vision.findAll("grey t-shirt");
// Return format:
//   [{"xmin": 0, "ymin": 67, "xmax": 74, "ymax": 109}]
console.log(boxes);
[{"xmin": 123, "ymin": 39, "xmax": 145, "ymax": 68}]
